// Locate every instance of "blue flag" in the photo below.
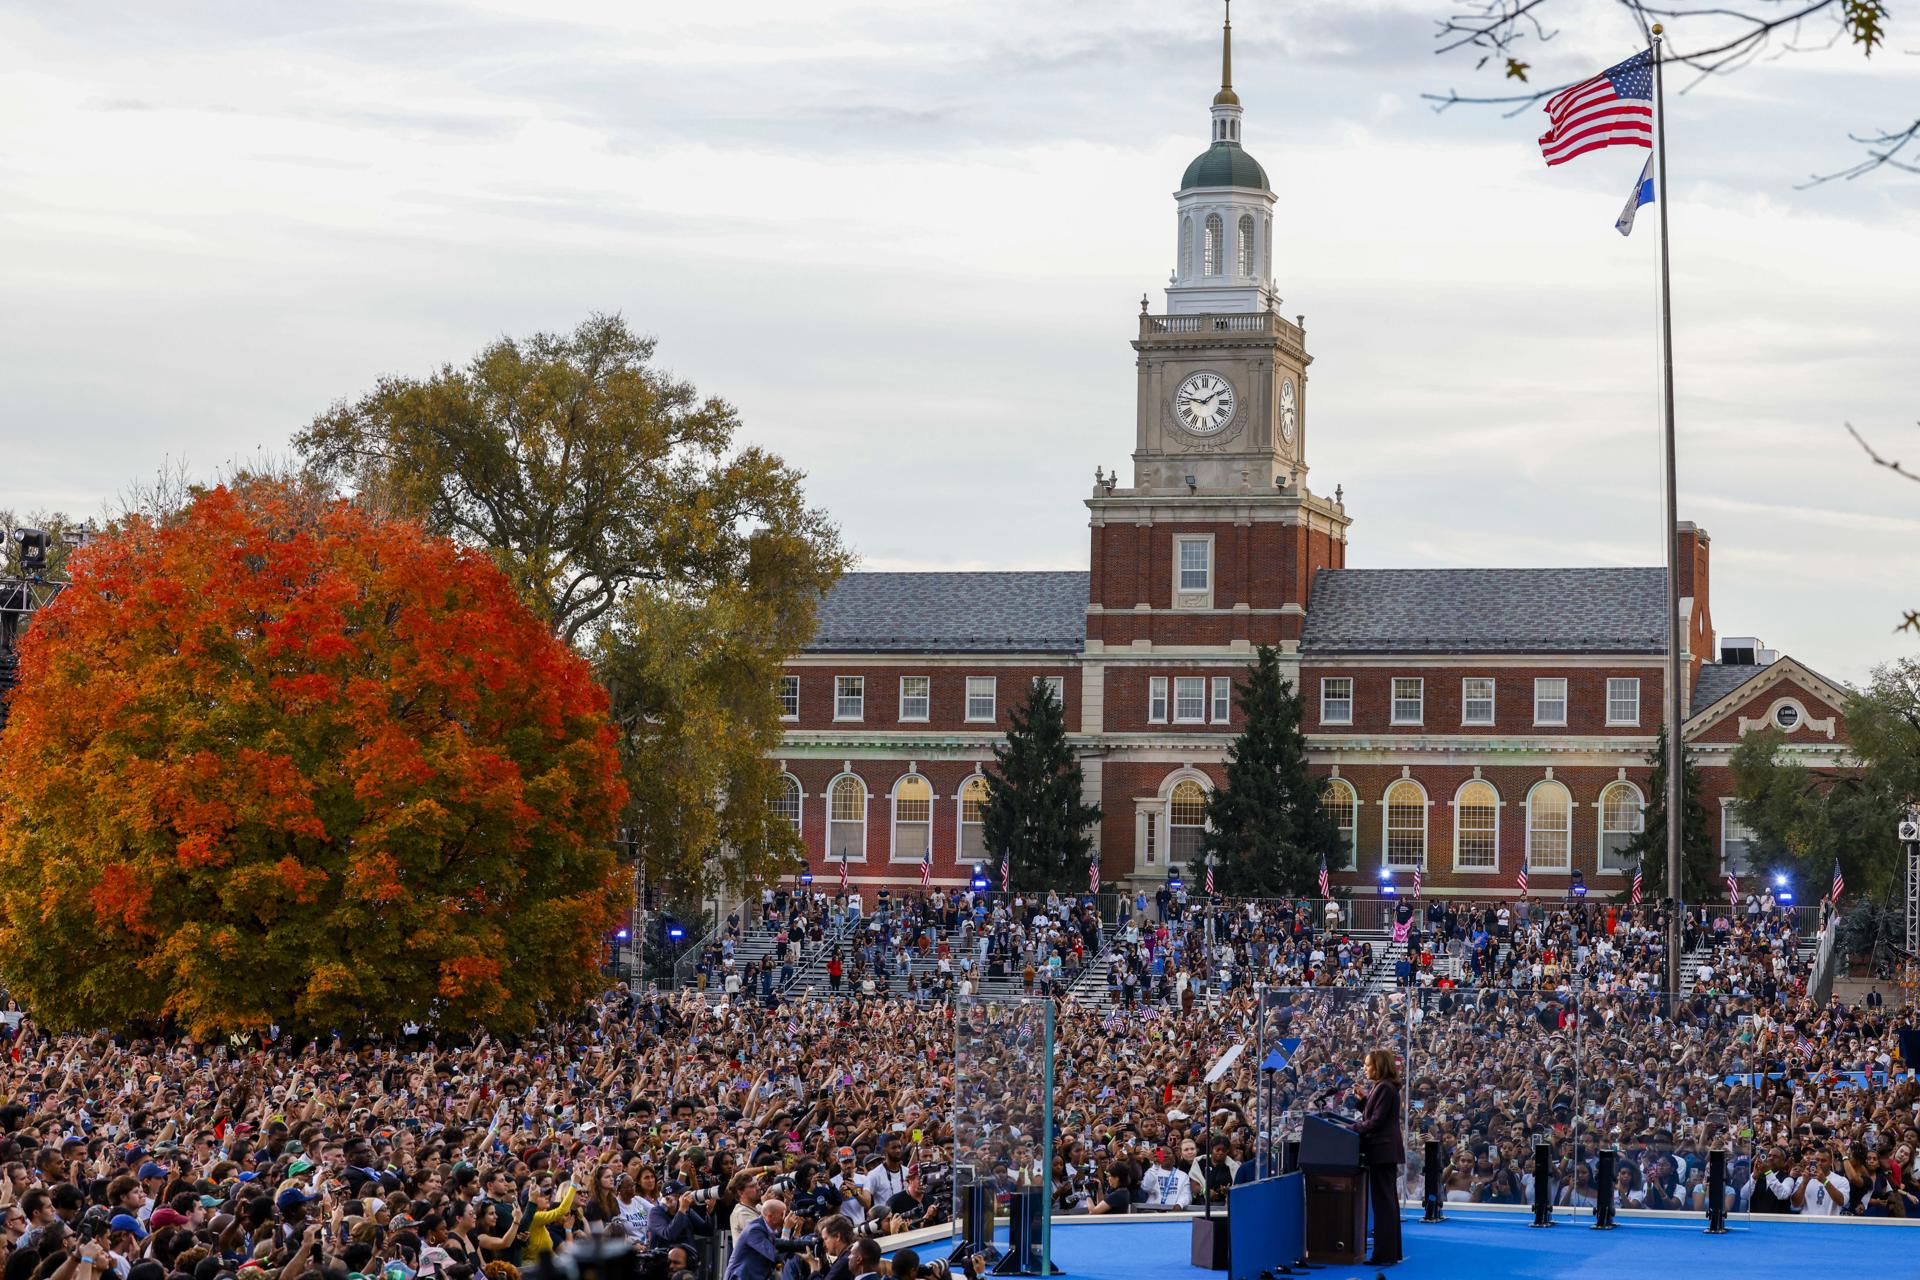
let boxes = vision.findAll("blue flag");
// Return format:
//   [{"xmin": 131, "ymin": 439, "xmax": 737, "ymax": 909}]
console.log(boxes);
[{"xmin": 1616, "ymin": 155, "xmax": 1654, "ymax": 236}]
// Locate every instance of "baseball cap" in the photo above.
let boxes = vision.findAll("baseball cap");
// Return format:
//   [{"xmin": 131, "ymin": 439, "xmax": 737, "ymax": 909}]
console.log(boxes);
[
  {"xmin": 663, "ymin": 1180, "xmax": 689, "ymax": 1196},
  {"xmin": 276, "ymin": 1188, "xmax": 317, "ymax": 1211},
  {"xmin": 109, "ymin": 1214, "xmax": 148, "ymax": 1240},
  {"xmin": 288, "ymin": 1159, "xmax": 316, "ymax": 1175},
  {"xmin": 138, "ymin": 1162, "xmax": 169, "ymax": 1180},
  {"xmin": 149, "ymin": 1208, "xmax": 191, "ymax": 1230}
]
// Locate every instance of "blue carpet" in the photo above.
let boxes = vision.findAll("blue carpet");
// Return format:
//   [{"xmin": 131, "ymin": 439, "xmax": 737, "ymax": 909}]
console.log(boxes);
[{"xmin": 1023, "ymin": 1214, "xmax": 1919, "ymax": 1280}]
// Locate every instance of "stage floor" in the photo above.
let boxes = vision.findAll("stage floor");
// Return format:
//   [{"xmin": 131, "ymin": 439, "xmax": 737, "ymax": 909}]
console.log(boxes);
[{"xmin": 1025, "ymin": 1211, "xmax": 1919, "ymax": 1280}]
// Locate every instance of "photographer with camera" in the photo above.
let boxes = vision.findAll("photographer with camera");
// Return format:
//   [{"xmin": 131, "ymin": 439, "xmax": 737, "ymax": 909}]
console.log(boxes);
[
  {"xmin": 647, "ymin": 1183, "xmax": 713, "ymax": 1253},
  {"xmin": 876, "ymin": 1166, "xmax": 943, "ymax": 1236}
]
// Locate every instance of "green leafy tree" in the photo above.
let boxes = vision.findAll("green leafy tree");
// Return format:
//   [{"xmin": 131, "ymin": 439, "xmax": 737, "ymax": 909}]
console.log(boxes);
[
  {"xmin": 1200, "ymin": 647, "xmax": 1343, "ymax": 896},
  {"xmin": 1730, "ymin": 659, "xmax": 1919, "ymax": 903},
  {"xmin": 1621, "ymin": 736, "xmax": 1716, "ymax": 901},
  {"xmin": 295, "ymin": 314, "xmax": 848, "ymax": 896},
  {"xmin": 981, "ymin": 681, "xmax": 1101, "ymax": 892}
]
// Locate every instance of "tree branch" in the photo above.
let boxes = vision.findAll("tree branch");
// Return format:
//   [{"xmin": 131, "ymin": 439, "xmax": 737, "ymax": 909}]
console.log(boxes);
[{"xmin": 1845, "ymin": 422, "xmax": 1920, "ymax": 485}]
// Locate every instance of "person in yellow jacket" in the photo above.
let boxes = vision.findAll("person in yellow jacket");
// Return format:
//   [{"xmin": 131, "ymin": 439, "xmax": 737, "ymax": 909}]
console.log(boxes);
[{"xmin": 523, "ymin": 1175, "xmax": 577, "ymax": 1262}]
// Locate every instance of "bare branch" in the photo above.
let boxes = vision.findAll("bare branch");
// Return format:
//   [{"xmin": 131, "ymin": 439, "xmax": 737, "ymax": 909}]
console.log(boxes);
[
  {"xmin": 1799, "ymin": 118, "xmax": 1920, "ymax": 184},
  {"xmin": 1845, "ymin": 422, "xmax": 1920, "ymax": 485}
]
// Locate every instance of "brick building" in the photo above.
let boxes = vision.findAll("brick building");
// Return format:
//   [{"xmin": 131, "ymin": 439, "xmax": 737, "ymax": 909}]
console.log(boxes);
[{"xmin": 773, "ymin": 15, "xmax": 1853, "ymax": 899}]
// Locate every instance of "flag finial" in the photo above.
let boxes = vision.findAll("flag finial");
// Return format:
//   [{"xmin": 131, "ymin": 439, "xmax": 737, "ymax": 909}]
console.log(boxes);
[{"xmin": 1214, "ymin": 0, "xmax": 1239, "ymax": 106}]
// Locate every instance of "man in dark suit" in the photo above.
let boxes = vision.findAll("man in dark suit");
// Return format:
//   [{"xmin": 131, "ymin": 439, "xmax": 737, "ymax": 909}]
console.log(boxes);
[
  {"xmin": 1351, "ymin": 1048, "xmax": 1405, "ymax": 1266},
  {"xmin": 725, "ymin": 1199, "xmax": 809, "ymax": 1280}
]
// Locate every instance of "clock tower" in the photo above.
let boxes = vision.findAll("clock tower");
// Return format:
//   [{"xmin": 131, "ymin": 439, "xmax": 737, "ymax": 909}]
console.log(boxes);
[{"xmin": 1084, "ymin": 3, "xmax": 1348, "ymax": 657}]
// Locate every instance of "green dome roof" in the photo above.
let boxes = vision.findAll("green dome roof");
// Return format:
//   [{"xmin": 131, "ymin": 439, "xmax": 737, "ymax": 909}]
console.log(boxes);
[{"xmin": 1180, "ymin": 141, "xmax": 1269, "ymax": 192}]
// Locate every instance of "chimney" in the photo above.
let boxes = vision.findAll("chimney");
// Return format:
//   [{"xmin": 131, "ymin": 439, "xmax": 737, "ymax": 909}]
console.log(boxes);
[{"xmin": 1675, "ymin": 522, "xmax": 1713, "ymax": 686}]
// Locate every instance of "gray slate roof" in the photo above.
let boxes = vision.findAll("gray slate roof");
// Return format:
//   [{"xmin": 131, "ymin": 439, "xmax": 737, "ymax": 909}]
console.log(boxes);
[
  {"xmin": 807, "ymin": 571, "xmax": 1088, "ymax": 653},
  {"xmin": 1300, "ymin": 567, "xmax": 1667, "ymax": 654},
  {"xmin": 1689, "ymin": 663, "xmax": 1765, "ymax": 716}
]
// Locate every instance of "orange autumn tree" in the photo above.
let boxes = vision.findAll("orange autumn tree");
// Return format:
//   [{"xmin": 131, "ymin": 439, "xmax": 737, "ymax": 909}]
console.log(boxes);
[{"xmin": 0, "ymin": 479, "xmax": 627, "ymax": 1037}]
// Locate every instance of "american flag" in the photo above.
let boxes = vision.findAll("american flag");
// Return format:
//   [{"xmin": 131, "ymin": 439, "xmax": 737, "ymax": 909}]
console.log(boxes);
[
  {"xmin": 1538, "ymin": 50, "xmax": 1654, "ymax": 167},
  {"xmin": 1516, "ymin": 853, "xmax": 1529, "ymax": 898},
  {"xmin": 1000, "ymin": 852, "xmax": 1011, "ymax": 892},
  {"xmin": 1089, "ymin": 858, "xmax": 1100, "ymax": 893},
  {"xmin": 1830, "ymin": 858, "xmax": 1845, "ymax": 905},
  {"xmin": 1631, "ymin": 862, "xmax": 1643, "ymax": 906},
  {"xmin": 1318, "ymin": 852, "xmax": 1331, "ymax": 899},
  {"xmin": 838, "ymin": 855, "xmax": 848, "ymax": 895},
  {"xmin": 1727, "ymin": 871, "xmax": 1739, "ymax": 906},
  {"xmin": 1412, "ymin": 866, "xmax": 1422, "ymax": 897},
  {"xmin": 1204, "ymin": 863, "xmax": 1215, "ymax": 895},
  {"xmin": 920, "ymin": 851, "xmax": 931, "ymax": 889}
]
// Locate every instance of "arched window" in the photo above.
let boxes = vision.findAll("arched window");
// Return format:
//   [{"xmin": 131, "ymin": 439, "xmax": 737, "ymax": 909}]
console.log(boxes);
[
  {"xmin": 1384, "ymin": 780, "xmax": 1427, "ymax": 868},
  {"xmin": 1322, "ymin": 778, "xmax": 1357, "ymax": 866},
  {"xmin": 1204, "ymin": 214, "xmax": 1223, "ymax": 275},
  {"xmin": 771, "ymin": 774, "xmax": 802, "ymax": 833},
  {"xmin": 1453, "ymin": 780, "xmax": 1499, "ymax": 871},
  {"xmin": 828, "ymin": 775, "xmax": 866, "ymax": 862},
  {"xmin": 1527, "ymin": 780, "xmax": 1572, "ymax": 871},
  {"xmin": 1180, "ymin": 216, "xmax": 1194, "ymax": 278},
  {"xmin": 1169, "ymin": 779, "xmax": 1208, "ymax": 866},
  {"xmin": 892, "ymin": 774, "xmax": 931, "ymax": 862},
  {"xmin": 959, "ymin": 775, "xmax": 990, "ymax": 863},
  {"xmin": 1599, "ymin": 782, "xmax": 1644, "ymax": 873},
  {"xmin": 1237, "ymin": 214, "xmax": 1255, "ymax": 277}
]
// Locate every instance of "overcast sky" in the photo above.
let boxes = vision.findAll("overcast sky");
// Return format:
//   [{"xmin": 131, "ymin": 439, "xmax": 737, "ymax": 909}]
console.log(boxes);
[{"xmin": 3, "ymin": 0, "xmax": 1915, "ymax": 683}]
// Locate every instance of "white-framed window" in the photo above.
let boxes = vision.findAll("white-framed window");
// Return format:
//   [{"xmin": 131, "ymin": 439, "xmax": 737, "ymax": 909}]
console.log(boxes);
[
  {"xmin": 1722, "ymin": 803, "xmax": 1760, "ymax": 875},
  {"xmin": 1606, "ymin": 678, "xmax": 1640, "ymax": 726},
  {"xmin": 1773, "ymin": 703, "xmax": 1800, "ymax": 730},
  {"xmin": 1174, "ymin": 676, "xmax": 1207, "ymax": 723},
  {"xmin": 1237, "ymin": 214, "xmax": 1255, "ymax": 276},
  {"xmin": 1149, "ymin": 677, "xmax": 1170, "ymax": 724},
  {"xmin": 899, "ymin": 675, "xmax": 930, "ymax": 722},
  {"xmin": 891, "ymin": 774, "xmax": 932, "ymax": 862},
  {"xmin": 1526, "ymin": 780, "xmax": 1572, "ymax": 870},
  {"xmin": 834, "ymin": 675, "xmax": 864, "ymax": 721},
  {"xmin": 771, "ymin": 774, "xmax": 802, "ymax": 832},
  {"xmin": 1453, "ymin": 780, "xmax": 1500, "ymax": 871},
  {"xmin": 1169, "ymin": 780, "xmax": 1208, "ymax": 865},
  {"xmin": 965, "ymin": 676, "xmax": 996, "ymax": 723},
  {"xmin": 779, "ymin": 675, "xmax": 800, "ymax": 720},
  {"xmin": 1461, "ymin": 677, "xmax": 1495, "ymax": 726},
  {"xmin": 1599, "ymin": 782, "xmax": 1644, "ymax": 873},
  {"xmin": 1391, "ymin": 678, "xmax": 1424, "ymax": 726},
  {"xmin": 959, "ymin": 775, "xmax": 990, "ymax": 863},
  {"xmin": 1203, "ymin": 213, "xmax": 1223, "ymax": 275},
  {"xmin": 1323, "ymin": 777, "xmax": 1358, "ymax": 866},
  {"xmin": 1037, "ymin": 675, "xmax": 1065, "ymax": 707},
  {"xmin": 1384, "ymin": 780, "xmax": 1427, "ymax": 869},
  {"xmin": 1143, "ymin": 810, "xmax": 1158, "ymax": 865},
  {"xmin": 1210, "ymin": 676, "xmax": 1232, "ymax": 724},
  {"xmin": 828, "ymin": 774, "xmax": 866, "ymax": 861},
  {"xmin": 1177, "ymin": 537, "xmax": 1212, "ymax": 592},
  {"xmin": 1320, "ymin": 677, "xmax": 1353, "ymax": 725},
  {"xmin": 1180, "ymin": 215, "xmax": 1194, "ymax": 278},
  {"xmin": 1533, "ymin": 678, "xmax": 1568, "ymax": 726}
]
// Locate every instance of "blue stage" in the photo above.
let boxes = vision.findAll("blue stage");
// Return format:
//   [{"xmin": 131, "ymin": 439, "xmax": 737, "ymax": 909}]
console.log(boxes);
[{"xmin": 1019, "ymin": 1211, "xmax": 1920, "ymax": 1280}]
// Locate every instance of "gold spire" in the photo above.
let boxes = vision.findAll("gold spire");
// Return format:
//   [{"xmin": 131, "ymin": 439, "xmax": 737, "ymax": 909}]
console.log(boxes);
[{"xmin": 1214, "ymin": 0, "xmax": 1239, "ymax": 106}]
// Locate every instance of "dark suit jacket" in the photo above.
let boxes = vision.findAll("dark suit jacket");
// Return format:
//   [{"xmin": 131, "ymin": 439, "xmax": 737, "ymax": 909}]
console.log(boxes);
[{"xmin": 1352, "ymin": 1079, "xmax": 1405, "ymax": 1166}]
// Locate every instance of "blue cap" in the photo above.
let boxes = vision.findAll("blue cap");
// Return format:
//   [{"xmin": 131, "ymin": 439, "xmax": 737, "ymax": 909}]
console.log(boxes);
[
  {"xmin": 276, "ymin": 1188, "xmax": 317, "ymax": 1211},
  {"xmin": 138, "ymin": 1162, "xmax": 168, "ymax": 1180},
  {"xmin": 109, "ymin": 1214, "xmax": 147, "ymax": 1240}
]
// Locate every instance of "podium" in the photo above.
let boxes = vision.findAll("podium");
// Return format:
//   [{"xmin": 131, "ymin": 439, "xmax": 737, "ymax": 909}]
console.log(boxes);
[{"xmin": 1300, "ymin": 1114, "xmax": 1367, "ymax": 1265}]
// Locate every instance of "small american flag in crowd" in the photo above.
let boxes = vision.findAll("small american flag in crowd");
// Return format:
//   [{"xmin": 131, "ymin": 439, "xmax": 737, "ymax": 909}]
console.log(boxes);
[
  {"xmin": 1000, "ymin": 853, "xmax": 1011, "ymax": 891},
  {"xmin": 1089, "ymin": 858, "xmax": 1100, "ymax": 893},
  {"xmin": 838, "ymin": 855, "xmax": 848, "ymax": 894},
  {"xmin": 1516, "ymin": 854, "xmax": 1529, "ymax": 898},
  {"xmin": 920, "ymin": 852, "xmax": 931, "ymax": 889},
  {"xmin": 1830, "ymin": 858, "xmax": 1845, "ymax": 904},
  {"xmin": 1318, "ymin": 852, "xmax": 1331, "ymax": 899},
  {"xmin": 1727, "ymin": 871, "xmax": 1739, "ymax": 905},
  {"xmin": 1412, "ymin": 866, "xmax": 1422, "ymax": 897},
  {"xmin": 1538, "ymin": 50, "xmax": 1653, "ymax": 167},
  {"xmin": 1631, "ymin": 862, "xmax": 1643, "ymax": 906},
  {"xmin": 1205, "ymin": 864, "xmax": 1216, "ymax": 895}
]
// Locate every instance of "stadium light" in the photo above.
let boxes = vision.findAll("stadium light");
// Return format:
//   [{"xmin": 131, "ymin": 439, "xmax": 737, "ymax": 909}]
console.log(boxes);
[
  {"xmin": 1774, "ymin": 873, "xmax": 1788, "ymax": 888},
  {"xmin": 615, "ymin": 928, "xmax": 630, "ymax": 941},
  {"xmin": 969, "ymin": 865, "xmax": 989, "ymax": 893}
]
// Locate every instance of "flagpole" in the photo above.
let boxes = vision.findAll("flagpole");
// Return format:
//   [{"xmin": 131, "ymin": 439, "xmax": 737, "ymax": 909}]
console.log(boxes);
[{"xmin": 1651, "ymin": 22, "xmax": 1686, "ymax": 1004}]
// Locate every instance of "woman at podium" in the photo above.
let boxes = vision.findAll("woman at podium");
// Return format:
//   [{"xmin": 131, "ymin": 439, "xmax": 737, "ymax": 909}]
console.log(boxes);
[{"xmin": 1352, "ymin": 1048, "xmax": 1404, "ymax": 1266}]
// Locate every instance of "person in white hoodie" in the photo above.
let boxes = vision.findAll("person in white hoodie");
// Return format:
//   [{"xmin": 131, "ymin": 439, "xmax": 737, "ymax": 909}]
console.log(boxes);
[{"xmin": 1145, "ymin": 1148, "xmax": 1193, "ymax": 1209}]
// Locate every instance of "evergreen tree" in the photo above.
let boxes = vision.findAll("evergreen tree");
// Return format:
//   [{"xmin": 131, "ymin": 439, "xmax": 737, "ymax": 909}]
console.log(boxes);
[
  {"xmin": 1200, "ymin": 647, "xmax": 1343, "ymax": 896},
  {"xmin": 982, "ymin": 680, "xmax": 1102, "ymax": 892},
  {"xmin": 1621, "ymin": 735, "xmax": 1716, "ymax": 901}
]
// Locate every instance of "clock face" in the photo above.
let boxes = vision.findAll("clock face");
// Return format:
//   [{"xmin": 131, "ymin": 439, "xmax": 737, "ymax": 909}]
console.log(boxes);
[
  {"xmin": 1174, "ymin": 372, "xmax": 1236, "ymax": 435},
  {"xmin": 1279, "ymin": 377, "xmax": 1297, "ymax": 443}
]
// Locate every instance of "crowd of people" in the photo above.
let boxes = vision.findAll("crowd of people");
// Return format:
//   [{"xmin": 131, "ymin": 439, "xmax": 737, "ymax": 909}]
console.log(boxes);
[{"xmin": 0, "ymin": 886, "xmax": 1910, "ymax": 1280}]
